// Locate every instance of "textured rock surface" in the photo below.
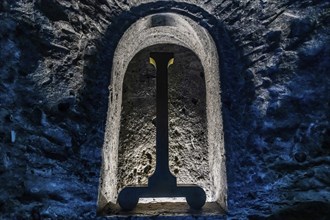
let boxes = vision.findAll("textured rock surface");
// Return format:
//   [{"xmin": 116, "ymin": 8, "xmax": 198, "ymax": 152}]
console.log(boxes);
[{"xmin": 0, "ymin": 0, "xmax": 329, "ymax": 219}]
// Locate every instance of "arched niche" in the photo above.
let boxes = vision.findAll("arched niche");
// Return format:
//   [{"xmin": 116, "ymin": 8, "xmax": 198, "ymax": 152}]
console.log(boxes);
[{"xmin": 98, "ymin": 12, "xmax": 226, "ymax": 215}]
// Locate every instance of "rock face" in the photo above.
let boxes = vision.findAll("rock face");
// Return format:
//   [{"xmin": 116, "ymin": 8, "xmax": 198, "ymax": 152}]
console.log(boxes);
[{"xmin": 0, "ymin": 0, "xmax": 329, "ymax": 219}]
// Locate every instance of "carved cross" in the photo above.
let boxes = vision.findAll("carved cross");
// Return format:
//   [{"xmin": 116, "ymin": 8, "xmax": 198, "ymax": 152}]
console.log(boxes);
[{"xmin": 118, "ymin": 52, "xmax": 206, "ymax": 210}]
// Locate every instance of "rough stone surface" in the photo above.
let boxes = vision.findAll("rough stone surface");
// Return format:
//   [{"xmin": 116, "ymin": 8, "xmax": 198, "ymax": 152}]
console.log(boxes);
[{"xmin": 0, "ymin": 0, "xmax": 329, "ymax": 219}]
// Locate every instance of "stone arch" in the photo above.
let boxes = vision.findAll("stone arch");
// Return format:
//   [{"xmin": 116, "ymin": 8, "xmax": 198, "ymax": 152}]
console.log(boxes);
[{"xmin": 98, "ymin": 12, "xmax": 226, "ymax": 213}]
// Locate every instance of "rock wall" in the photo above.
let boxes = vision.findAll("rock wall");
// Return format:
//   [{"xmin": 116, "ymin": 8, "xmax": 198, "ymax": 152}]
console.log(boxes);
[{"xmin": 0, "ymin": 0, "xmax": 329, "ymax": 219}]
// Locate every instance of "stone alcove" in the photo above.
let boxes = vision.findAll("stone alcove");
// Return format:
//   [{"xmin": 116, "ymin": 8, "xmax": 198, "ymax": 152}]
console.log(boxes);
[{"xmin": 98, "ymin": 12, "xmax": 226, "ymax": 215}]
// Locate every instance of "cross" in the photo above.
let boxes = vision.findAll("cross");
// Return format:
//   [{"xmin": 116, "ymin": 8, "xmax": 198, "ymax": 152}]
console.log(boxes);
[{"xmin": 117, "ymin": 52, "xmax": 206, "ymax": 210}]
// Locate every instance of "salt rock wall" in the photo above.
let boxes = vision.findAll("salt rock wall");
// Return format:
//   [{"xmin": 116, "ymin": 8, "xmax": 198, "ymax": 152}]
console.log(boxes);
[{"xmin": 0, "ymin": 0, "xmax": 329, "ymax": 219}]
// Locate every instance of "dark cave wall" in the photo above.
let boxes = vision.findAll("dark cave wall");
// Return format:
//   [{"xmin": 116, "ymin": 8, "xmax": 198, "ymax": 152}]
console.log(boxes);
[{"xmin": 0, "ymin": 0, "xmax": 329, "ymax": 219}]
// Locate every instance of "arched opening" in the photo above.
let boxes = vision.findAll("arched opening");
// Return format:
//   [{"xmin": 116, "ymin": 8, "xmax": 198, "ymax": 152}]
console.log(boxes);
[{"xmin": 98, "ymin": 12, "xmax": 226, "ymax": 215}]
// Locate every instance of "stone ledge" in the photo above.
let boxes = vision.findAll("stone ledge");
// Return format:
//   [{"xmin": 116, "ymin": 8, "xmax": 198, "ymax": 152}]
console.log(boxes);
[{"xmin": 99, "ymin": 202, "xmax": 226, "ymax": 217}]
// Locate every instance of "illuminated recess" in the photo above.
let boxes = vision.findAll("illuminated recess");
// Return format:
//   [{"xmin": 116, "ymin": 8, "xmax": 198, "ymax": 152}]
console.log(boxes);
[{"xmin": 98, "ymin": 13, "xmax": 226, "ymax": 215}]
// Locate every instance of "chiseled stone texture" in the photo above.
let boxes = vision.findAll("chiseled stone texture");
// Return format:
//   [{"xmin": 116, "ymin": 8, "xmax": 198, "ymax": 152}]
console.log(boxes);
[{"xmin": 0, "ymin": 0, "xmax": 329, "ymax": 219}]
